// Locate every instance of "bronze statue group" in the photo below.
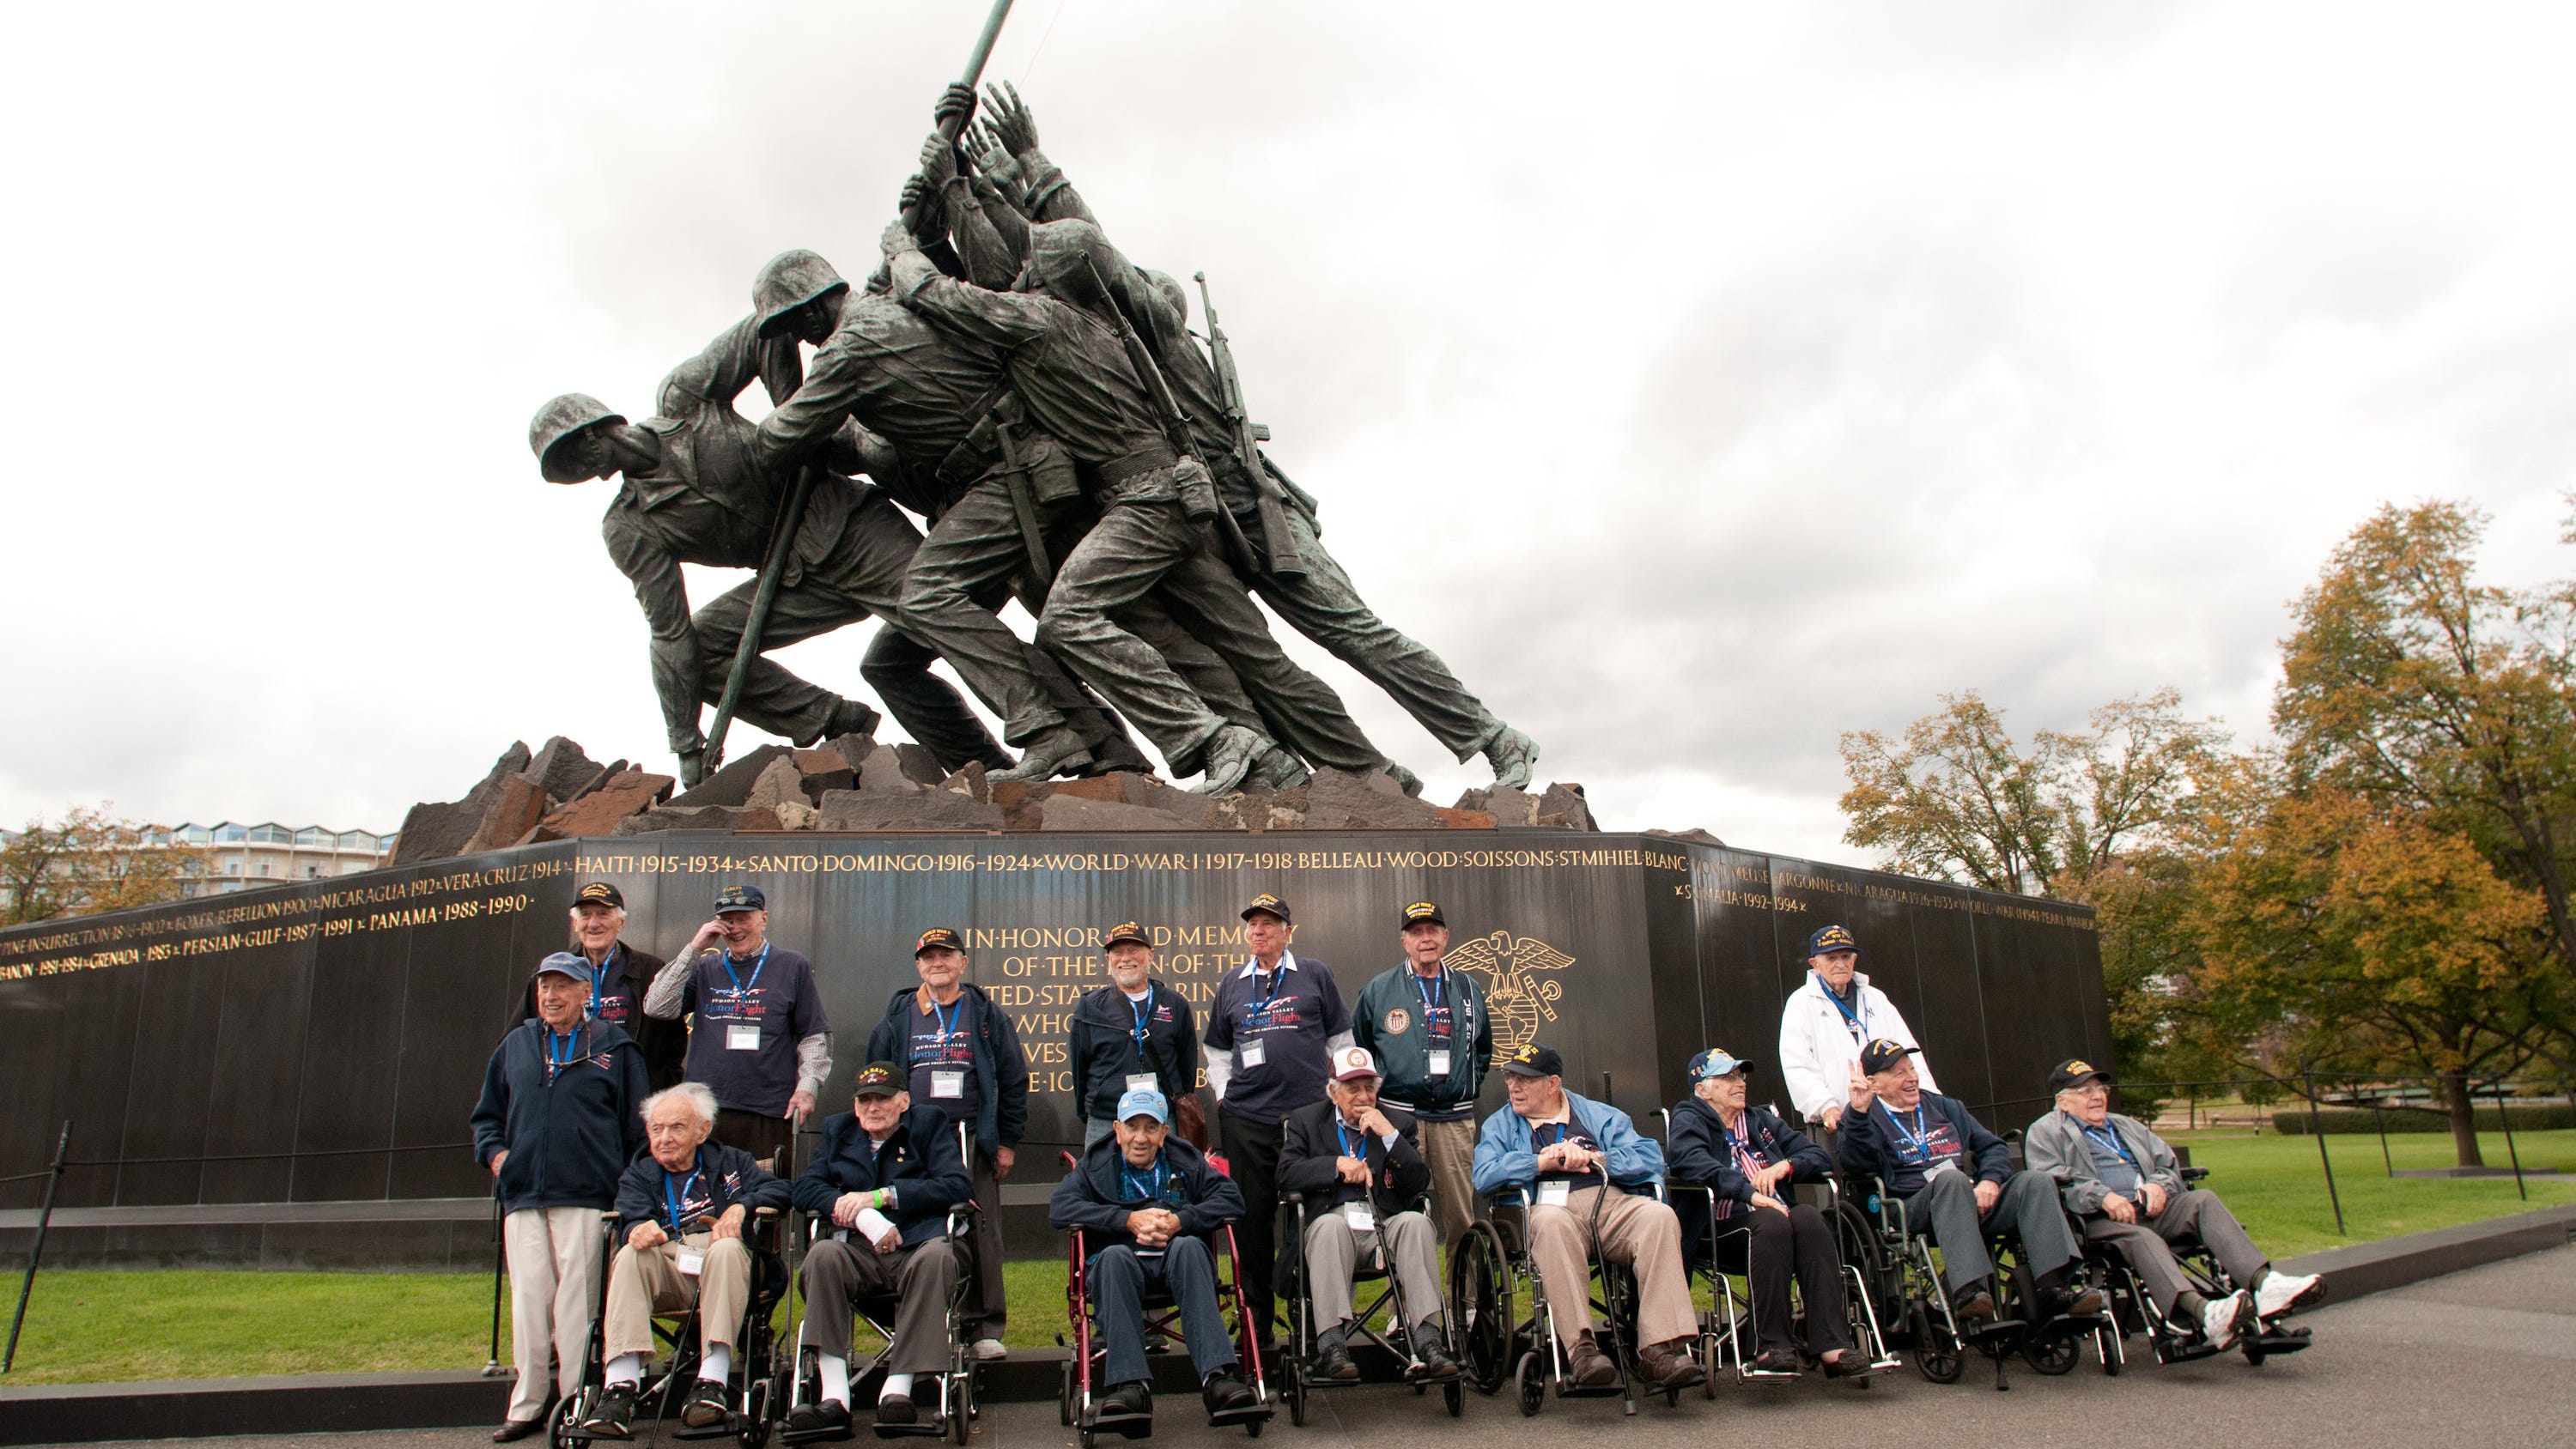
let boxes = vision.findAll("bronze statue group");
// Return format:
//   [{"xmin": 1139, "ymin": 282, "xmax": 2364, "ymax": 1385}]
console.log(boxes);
[
  {"xmin": 531, "ymin": 82, "xmax": 1539, "ymax": 798},
  {"xmin": 471, "ymin": 888, "xmax": 2328, "ymax": 1445}
]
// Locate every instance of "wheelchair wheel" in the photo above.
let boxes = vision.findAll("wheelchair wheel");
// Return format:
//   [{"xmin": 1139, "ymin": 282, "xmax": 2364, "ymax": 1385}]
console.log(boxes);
[
  {"xmin": 1285, "ymin": 1358, "xmax": 1307, "ymax": 1427},
  {"xmin": 1444, "ymin": 1380, "xmax": 1463, "ymax": 1417},
  {"xmin": 549, "ymin": 1387, "xmax": 590, "ymax": 1449},
  {"xmin": 1514, "ymin": 1350, "xmax": 1545, "ymax": 1417},
  {"xmin": 738, "ymin": 1377, "xmax": 771, "ymax": 1449},
  {"xmin": 1449, "ymin": 1222, "xmax": 1516, "ymax": 1395},
  {"xmin": 2022, "ymin": 1328, "xmax": 2081, "ymax": 1376},
  {"xmin": 2242, "ymin": 1337, "xmax": 2268, "ymax": 1367},
  {"xmin": 1909, "ymin": 1303, "xmax": 1964, "ymax": 1385},
  {"xmin": 1059, "ymin": 1361, "xmax": 1075, "ymax": 1427},
  {"xmin": 2098, "ymin": 1323, "xmax": 2124, "ymax": 1378},
  {"xmin": 1244, "ymin": 1416, "xmax": 1263, "ymax": 1437}
]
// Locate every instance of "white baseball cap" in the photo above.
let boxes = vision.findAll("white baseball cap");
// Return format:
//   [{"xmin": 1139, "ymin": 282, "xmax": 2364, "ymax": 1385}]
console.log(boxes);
[{"xmin": 1331, "ymin": 1046, "xmax": 1382, "ymax": 1082}]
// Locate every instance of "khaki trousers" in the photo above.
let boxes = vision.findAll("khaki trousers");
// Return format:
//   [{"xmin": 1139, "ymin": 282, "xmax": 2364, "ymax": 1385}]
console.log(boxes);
[
  {"xmin": 1527, "ymin": 1187, "xmax": 1696, "ymax": 1349},
  {"xmin": 1416, "ymin": 1119, "xmax": 1480, "ymax": 1244},
  {"xmin": 504, "ymin": 1206, "xmax": 607, "ymax": 1422},
  {"xmin": 604, "ymin": 1231, "xmax": 752, "ymax": 1362}
]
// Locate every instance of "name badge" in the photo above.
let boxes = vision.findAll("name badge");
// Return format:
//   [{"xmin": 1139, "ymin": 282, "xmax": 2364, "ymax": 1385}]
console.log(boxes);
[
  {"xmin": 931, "ymin": 1069, "xmax": 965, "ymax": 1100},
  {"xmin": 1924, "ymin": 1157, "xmax": 1960, "ymax": 1180},
  {"xmin": 725, "ymin": 1023, "xmax": 761, "ymax": 1052},
  {"xmin": 1426, "ymin": 1050, "xmax": 1452, "ymax": 1077},
  {"xmin": 1238, "ymin": 1039, "xmax": 1266, "ymax": 1069},
  {"xmin": 1343, "ymin": 1203, "xmax": 1375, "ymax": 1232},
  {"xmin": 1537, "ymin": 1179, "xmax": 1571, "ymax": 1208},
  {"xmin": 1126, "ymin": 1073, "xmax": 1158, "ymax": 1095},
  {"xmin": 674, "ymin": 1246, "xmax": 704, "ymax": 1276}
]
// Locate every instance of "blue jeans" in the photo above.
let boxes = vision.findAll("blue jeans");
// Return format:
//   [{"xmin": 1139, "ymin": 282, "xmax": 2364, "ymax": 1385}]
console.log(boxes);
[{"xmin": 1091, "ymin": 1236, "xmax": 1236, "ymax": 1388}]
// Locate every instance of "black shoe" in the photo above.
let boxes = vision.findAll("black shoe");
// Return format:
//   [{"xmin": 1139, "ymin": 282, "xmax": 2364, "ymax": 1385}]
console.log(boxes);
[
  {"xmin": 1202, "ymin": 1369, "xmax": 1256, "ymax": 1417},
  {"xmin": 1410, "ymin": 1325, "xmax": 1458, "ymax": 1381},
  {"xmin": 873, "ymin": 1395, "xmax": 914, "ymax": 1428},
  {"xmin": 1821, "ymin": 1349, "xmax": 1876, "ymax": 1379},
  {"xmin": 786, "ymin": 1401, "xmax": 851, "ymax": 1435},
  {"xmin": 1750, "ymin": 1349, "xmax": 1801, "ymax": 1375},
  {"xmin": 493, "ymin": 1420, "xmax": 545, "ymax": 1444},
  {"xmin": 1951, "ymin": 1281, "xmax": 1998, "ymax": 1325},
  {"xmin": 679, "ymin": 1378, "xmax": 731, "ymax": 1429},
  {"xmin": 1314, "ymin": 1326, "xmax": 1358, "ymax": 1381},
  {"xmin": 579, "ymin": 1385, "xmax": 638, "ymax": 1440},
  {"xmin": 2040, "ymin": 1283, "xmax": 2107, "ymax": 1319},
  {"xmin": 1101, "ymin": 1381, "xmax": 1152, "ymax": 1422}
]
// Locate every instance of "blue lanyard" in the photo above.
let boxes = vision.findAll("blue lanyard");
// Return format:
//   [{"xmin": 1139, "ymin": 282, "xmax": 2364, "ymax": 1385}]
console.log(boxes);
[
  {"xmin": 664, "ymin": 1164, "xmax": 704, "ymax": 1234},
  {"xmin": 546, "ymin": 1025, "xmax": 585, "ymax": 1077},
  {"xmin": 2082, "ymin": 1125, "xmax": 2138, "ymax": 1168},
  {"xmin": 1884, "ymin": 1104, "xmax": 1937, "ymax": 1162},
  {"xmin": 1129, "ymin": 993, "xmax": 1154, "ymax": 1058},
  {"xmin": 723, "ymin": 943, "xmax": 770, "ymax": 1001},
  {"xmin": 1120, "ymin": 1157, "xmax": 1170, "ymax": 1203},
  {"xmin": 1817, "ymin": 973, "xmax": 1868, "ymax": 1040},
  {"xmin": 927, "ymin": 995, "xmax": 963, "ymax": 1054},
  {"xmin": 1245, "ymin": 963, "xmax": 1285, "ymax": 1030},
  {"xmin": 1336, "ymin": 1120, "xmax": 1370, "ymax": 1160},
  {"xmin": 587, "ymin": 946, "xmax": 618, "ymax": 1017},
  {"xmin": 1411, "ymin": 967, "xmax": 1449, "ymax": 1037}
]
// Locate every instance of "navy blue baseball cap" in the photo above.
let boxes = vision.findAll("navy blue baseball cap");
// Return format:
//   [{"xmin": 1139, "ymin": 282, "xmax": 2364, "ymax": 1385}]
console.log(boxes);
[
  {"xmin": 1501, "ymin": 1043, "xmax": 1564, "ymax": 1078},
  {"xmin": 1688, "ymin": 1048, "xmax": 1750, "ymax": 1082},
  {"xmin": 714, "ymin": 883, "xmax": 766, "ymax": 913},
  {"xmin": 1858, "ymin": 1038, "xmax": 1920, "ymax": 1076},
  {"xmin": 533, "ymin": 951, "xmax": 590, "ymax": 982},
  {"xmin": 1807, "ymin": 924, "xmax": 1858, "ymax": 957}
]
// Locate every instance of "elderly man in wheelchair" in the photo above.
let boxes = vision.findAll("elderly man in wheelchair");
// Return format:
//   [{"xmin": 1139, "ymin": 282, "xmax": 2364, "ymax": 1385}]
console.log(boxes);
[
  {"xmin": 580, "ymin": 1082, "xmax": 791, "ymax": 1439},
  {"xmin": 1838, "ymin": 1040, "xmax": 2101, "ymax": 1331},
  {"xmin": 1051, "ymin": 1088, "xmax": 1264, "ymax": 1434},
  {"xmin": 2025, "ymin": 1059, "xmax": 2322, "ymax": 1355},
  {"xmin": 1276, "ymin": 1046, "xmax": 1457, "ymax": 1386},
  {"xmin": 782, "ymin": 1061, "xmax": 975, "ymax": 1438},
  {"xmin": 1469, "ymin": 1044, "xmax": 1705, "ymax": 1394},
  {"xmin": 1665, "ymin": 1047, "xmax": 1874, "ymax": 1379}
]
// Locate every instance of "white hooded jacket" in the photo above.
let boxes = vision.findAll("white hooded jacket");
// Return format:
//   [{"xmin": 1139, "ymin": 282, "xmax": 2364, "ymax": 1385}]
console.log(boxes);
[{"xmin": 1775, "ymin": 969, "xmax": 1938, "ymax": 1125}]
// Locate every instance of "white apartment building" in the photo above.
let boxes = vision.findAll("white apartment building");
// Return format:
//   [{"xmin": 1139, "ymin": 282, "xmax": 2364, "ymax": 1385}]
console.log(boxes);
[{"xmin": 146, "ymin": 822, "xmax": 399, "ymax": 895}]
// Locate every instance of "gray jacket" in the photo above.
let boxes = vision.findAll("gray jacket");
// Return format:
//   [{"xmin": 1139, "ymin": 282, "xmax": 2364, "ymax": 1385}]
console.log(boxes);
[{"xmin": 2023, "ymin": 1108, "xmax": 2186, "ymax": 1216}]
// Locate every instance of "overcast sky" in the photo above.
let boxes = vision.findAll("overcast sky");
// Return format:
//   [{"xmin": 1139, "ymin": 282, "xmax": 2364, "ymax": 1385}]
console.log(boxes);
[{"xmin": 4, "ymin": 2, "xmax": 2573, "ymax": 864}]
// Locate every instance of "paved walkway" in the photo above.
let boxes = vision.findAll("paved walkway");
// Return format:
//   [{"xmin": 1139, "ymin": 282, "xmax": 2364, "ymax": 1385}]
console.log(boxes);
[{"xmin": 33, "ymin": 1245, "xmax": 2576, "ymax": 1449}]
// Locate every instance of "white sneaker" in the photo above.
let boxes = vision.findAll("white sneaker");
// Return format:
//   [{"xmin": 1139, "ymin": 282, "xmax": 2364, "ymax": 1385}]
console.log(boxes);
[
  {"xmin": 2196, "ymin": 1290, "xmax": 2249, "ymax": 1349},
  {"xmin": 972, "ymin": 1338, "xmax": 1008, "ymax": 1361},
  {"xmin": 2253, "ymin": 1270, "xmax": 2323, "ymax": 1320}
]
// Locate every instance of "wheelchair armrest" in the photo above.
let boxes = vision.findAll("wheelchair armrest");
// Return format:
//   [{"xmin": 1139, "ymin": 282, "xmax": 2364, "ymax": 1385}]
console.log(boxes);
[{"xmin": 2180, "ymin": 1167, "xmax": 2210, "ymax": 1185}]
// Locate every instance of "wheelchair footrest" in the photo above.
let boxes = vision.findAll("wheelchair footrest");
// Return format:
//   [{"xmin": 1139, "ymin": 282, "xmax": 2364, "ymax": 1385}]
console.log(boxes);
[
  {"xmin": 2254, "ymin": 1326, "xmax": 2313, "ymax": 1353},
  {"xmin": 870, "ymin": 1423, "xmax": 945, "ymax": 1440},
  {"xmin": 1206, "ymin": 1404, "xmax": 1274, "ymax": 1428},
  {"xmin": 780, "ymin": 1426, "xmax": 857, "ymax": 1446},
  {"xmin": 667, "ymin": 1423, "xmax": 740, "ymax": 1442}
]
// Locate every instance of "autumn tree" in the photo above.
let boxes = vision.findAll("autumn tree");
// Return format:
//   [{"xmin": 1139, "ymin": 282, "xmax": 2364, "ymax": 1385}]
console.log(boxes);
[
  {"xmin": 0, "ymin": 806, "xmax": 211, "ymax": 924},
  {"xmin": 2276, "ymin": 500, "xmax": 2576, "ymax": 1035}
]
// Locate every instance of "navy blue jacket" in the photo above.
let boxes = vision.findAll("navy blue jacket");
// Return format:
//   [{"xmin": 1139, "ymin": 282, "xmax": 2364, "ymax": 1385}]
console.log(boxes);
[
  {"xmin": 1048, "ymin": 1135, "xmax": 1244, "ymax": 1253},
  {"xmin": 1837, "ymin": 1090, "xmax": 2012, "ymax": 1194},
  {"xmin": 1069, "ymin": 980, "xmax": 1199, "ymax": 1123},
  {"xmin": 614, "ymin": 1140, "xmax": 791, "ymax": 1240},
  {"xmin": 864, "ymin": 983, "xmax": 1029, "ymax": 1160},
  {"xmin": 470, "ymin": 1019, "xmax": 650, "ymax": 1214},
  {"xmin": 1666, "ymin": 1099, "xmax": 1832, "ymax": 1213},
  {"xmin": 792, "ymin": 1104, "xmax": 973, "ymax": 1248}
]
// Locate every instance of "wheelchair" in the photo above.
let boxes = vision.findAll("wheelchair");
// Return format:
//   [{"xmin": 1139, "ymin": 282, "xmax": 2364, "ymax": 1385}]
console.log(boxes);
[
  {"xmin": 1447, "ymin": 1181, "xmax": 1687, "ymax": 1416},
  {"xmin": 1274, "ymin": 1188, "xmax": 1465, "ymax": 1423},
  {"xmin": 1055, "ymin": 1155, "xmax": 1276, "ymax": 1447},
  {"xmin": 551, "ymin": 1159, "xmax": 792, "ymax": 1449},
  {"xmin": 1838, "ymin": 1159, "xmax": 2119, "ymax": 1391},
  {"xmin": 776, "ymin": 1121, "xmax": 984, "ymax": 1445},
  {"xmin": 1656, "ymin": 1111, "xmax": 1899, "ymax": 1393},
  {"xmin": 2081, "ymin": 1162, "xmax": 2312, "ymax": 1371}
]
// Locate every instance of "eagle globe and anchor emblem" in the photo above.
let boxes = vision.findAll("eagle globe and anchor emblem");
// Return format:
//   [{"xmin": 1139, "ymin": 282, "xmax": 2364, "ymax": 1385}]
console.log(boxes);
[{"xmin": 1437, "ymin": 931, "xmax": 1577, "ymax": 1058}]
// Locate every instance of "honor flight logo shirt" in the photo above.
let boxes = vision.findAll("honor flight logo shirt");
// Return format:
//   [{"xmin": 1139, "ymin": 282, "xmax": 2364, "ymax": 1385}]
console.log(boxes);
[
  {"xmin": 1206, "ymin": 955, "xmax": 1351, "ymax": 1126},
  {"xmin": 678, "ymin": 945, "xmax": 827, "ymax": 1118}
]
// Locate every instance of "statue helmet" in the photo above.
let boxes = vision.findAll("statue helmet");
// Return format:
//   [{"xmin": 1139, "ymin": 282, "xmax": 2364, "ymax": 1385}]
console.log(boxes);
[
  {"xmin": 530, "ymin": 392, "xmax": 627, "ymax": 482},
  {"xmin": 754, "ymin": 249, "xmax": 850, "ymax": 337}
]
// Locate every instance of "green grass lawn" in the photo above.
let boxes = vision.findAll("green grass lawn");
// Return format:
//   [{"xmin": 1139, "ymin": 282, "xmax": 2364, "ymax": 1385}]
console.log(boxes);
[{"xmin": 10, "ymin": 1131, "xmax": 2570, "ymax": 1386}]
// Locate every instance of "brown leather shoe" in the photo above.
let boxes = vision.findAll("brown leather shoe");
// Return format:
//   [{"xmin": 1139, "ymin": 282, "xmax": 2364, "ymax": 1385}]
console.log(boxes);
[
  {"xmin": 1565, "ymin": 1335, "xmax": 1620, "ymax": 1387},
  {"xmin": 1636, "ymin": 1339, "xmax": 1707, "ymax": 1390}
]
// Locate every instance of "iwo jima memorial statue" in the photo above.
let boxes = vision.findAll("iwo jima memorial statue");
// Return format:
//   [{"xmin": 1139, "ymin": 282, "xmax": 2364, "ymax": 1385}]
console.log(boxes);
[{"xmin": 0, "ymin": 3, "xmax": 2106, "ymax": 1262}]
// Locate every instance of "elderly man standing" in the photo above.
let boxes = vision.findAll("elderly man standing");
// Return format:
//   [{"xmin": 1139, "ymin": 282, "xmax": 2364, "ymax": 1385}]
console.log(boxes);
[
  {"xmin": 580, "ymin": 1082, "xmax": 790, "ymax": 1440},
  {"xmin": 1276, "ymin": 1047, "xmax": 1455, "ymax": 1382},
  {"xmin": 1777, "ymin": 925, "xmax": 1938, "ymax": 1142},
  {"xmin": 2025, "ymin": 1059, "xmax": 2322, "ymax": 1349},
  {"xmin": 646, "ymin": 884, "xmax": 829, "ymax": 1163},
  {"xmin": 787, "ymin": 1063, "xmax": 974, "ymax": 1434},
  {"xmin": 1470, "ymin": 1045, "xmax": 1704, "ymax": 1391},
  {"xmin": 1050, "ymin": 1088, "xmax": 1260, "ymax": 1432},
  {"xmin": 865, "ymin": 927, "xmax": 1027, "ymax": 1362},
  {"xmin": 1838, "ymin": 1040, "xmax": 2098, "ymax": 1327},
  {"xmin": 1070, "ymin": 921, "xmax": 1200, "ymax": 1152},
  {"xmin": 1352, "ymin": 900, "xmax": 1492, "ymax": 1243},
  {"xmin": 522, "ymin": 882, "xmax": 685, "ymax": 1090},
  {"xmin": 1203, "ymin": 893, "xmax": 1354, "ymax": 1345},
  {"xmin": 471, "ymin": 953, "xmax": 652, "ymax": 1442}
]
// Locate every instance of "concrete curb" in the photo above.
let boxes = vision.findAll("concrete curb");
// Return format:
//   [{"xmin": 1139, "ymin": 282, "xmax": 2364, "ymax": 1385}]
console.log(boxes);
[{"xmin": 9, "ymin": 1207, "xmax": 2573, "ymax": 1445}]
